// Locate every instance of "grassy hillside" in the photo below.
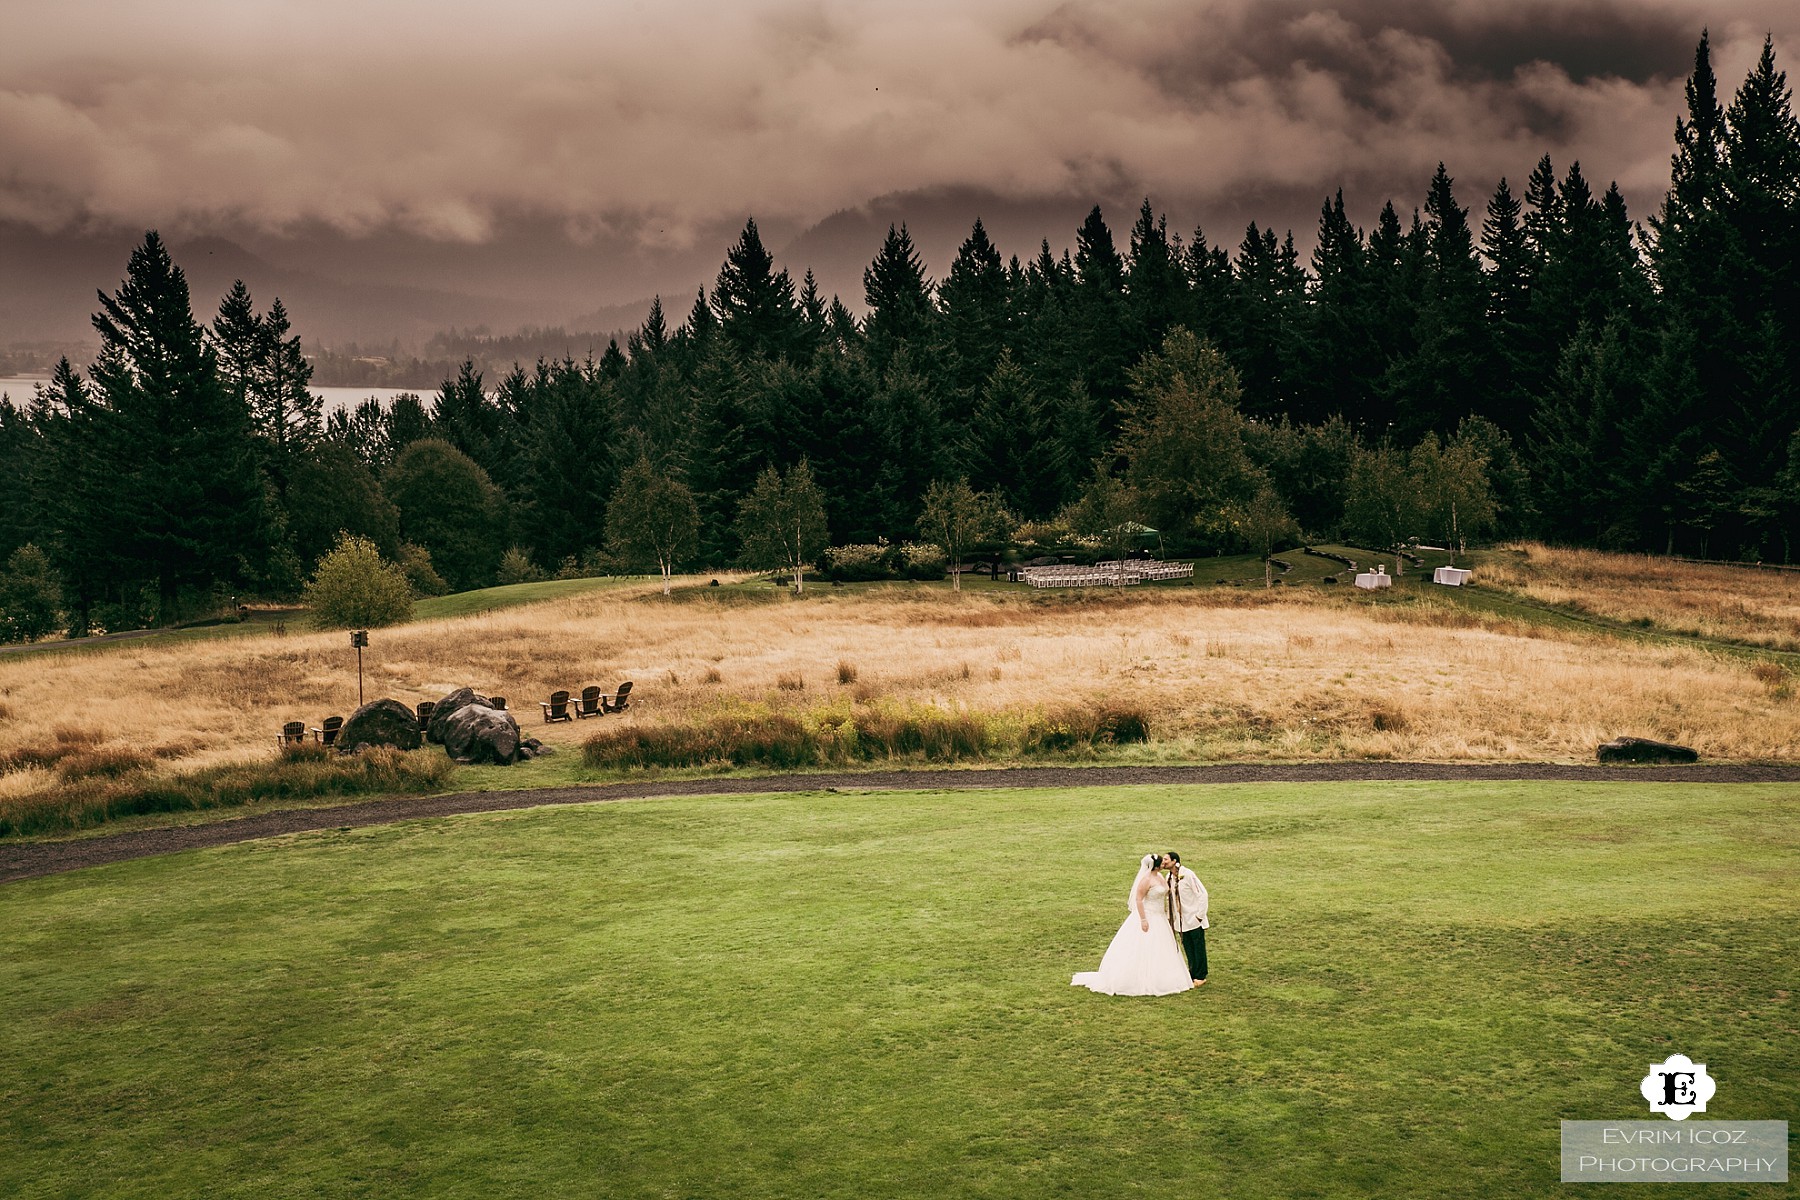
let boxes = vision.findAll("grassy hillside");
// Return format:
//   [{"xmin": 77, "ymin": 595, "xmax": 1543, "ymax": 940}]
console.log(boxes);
[
  {"xmin": 2, "ymin": 780, "xmax": 1794, "ymax": 1197},
  {"xmin": 410, "ymin": 576, "xmax": 651, "ymax": 621}
]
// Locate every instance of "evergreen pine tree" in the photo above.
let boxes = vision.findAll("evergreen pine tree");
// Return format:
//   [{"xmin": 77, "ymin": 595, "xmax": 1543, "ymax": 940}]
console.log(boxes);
[
  {"xmin": 87, "ymin": 232, "xmax": 270, "ymax": 623},
  {"xmin": 963, "ymin": 350, "xmax": 1055, "ymax": 518},
  {"xmin": 1225, "ymin": 223, "xmax": 1304, "ymax": 418},
  {"xmin": 685, "ymin": 338, "xmax": 754, "ymax": 564},
  {"xmin": 797, "ymin": 270, "xmax": 829, "ymax": 360},
  {"xmin": 713, "ymin": 218, "xmax": 804, "ymax": 362},
  {"xmin": 934, "ymin": 218, "xmax": 1010, "ymax": 435},
  {"xmin": 862, "ymin": 223, "xmax": 934, "ymax": 373},
  {"xmin": 211, "ymin": 280, "xmax": 262, "ymax": 419},
  {"xmin": 1069, "ymin": 205, "xmax": 1132, "ymax": 430},
  {"xmin": 1126, "ymin": 199, "xmax": 1190, "ymax": 357},
  {"xmin": 256, "ymin": 297, "xmax": 322, "ymax": 483},
  {"xmin": 1389, "ymin": 164, "xmax": 1494, "ymax": 439},
  {"xmin": 34, "ymin": 358, "xmax": 110, "ymax": 633},
  {"xmin": 522, "ymin": 358, "xmax": 617, "ymax": 568},
  {"xmin": 1481, "ymin": 178, "xmax": 1536, "ymax": 433},
  {"xmin": 1294, "ymin": 191, "xmax": 1380, "ymax": 425},
  {"xmin": 0, "ymin": 396, "xmax": 36, "ymax": 559},
  {"xmin": 1182, "ymin": 225, "xmax": 1235, "ymax": 347},
  {"xmin": 432, "ymin": 360, "xmax": 504, "ymax": 479}
]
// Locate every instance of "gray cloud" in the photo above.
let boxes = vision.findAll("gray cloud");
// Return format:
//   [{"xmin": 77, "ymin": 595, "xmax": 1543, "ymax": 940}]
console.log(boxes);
[{"xmin": 0, "ymin": 1, "xmax": 1794, "ymax": 256}]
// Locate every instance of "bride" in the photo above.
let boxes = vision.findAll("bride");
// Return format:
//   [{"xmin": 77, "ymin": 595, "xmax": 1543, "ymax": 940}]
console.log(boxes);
[{"xmin": 1071, "ymin": 853, "xmax": 1194, "ymax": 996}]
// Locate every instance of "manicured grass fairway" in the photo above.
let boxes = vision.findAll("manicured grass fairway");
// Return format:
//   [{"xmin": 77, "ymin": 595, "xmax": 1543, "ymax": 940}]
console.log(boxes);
[{"xmin": 2, "ymin": 782, "xmax": 1795, "ymax": 1199}]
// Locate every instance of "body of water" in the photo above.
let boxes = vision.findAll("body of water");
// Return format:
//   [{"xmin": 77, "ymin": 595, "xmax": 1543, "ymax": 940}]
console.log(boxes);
[{"xmin": 0, "ymin": 379, "xmax": 426, "ymax": 413}]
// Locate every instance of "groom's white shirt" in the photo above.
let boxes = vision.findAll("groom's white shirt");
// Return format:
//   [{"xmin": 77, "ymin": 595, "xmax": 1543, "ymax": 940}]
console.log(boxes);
[{"xmin": 1172, "ymin": 866, "xmax": 1208, "ymax": 931}]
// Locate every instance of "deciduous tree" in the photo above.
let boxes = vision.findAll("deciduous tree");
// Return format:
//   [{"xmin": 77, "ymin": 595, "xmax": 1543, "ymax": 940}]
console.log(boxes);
[
  {"xmin": 302, "ymin": 533, "xmax": 414, "ymax": 629},
  {"xmin": 735, "ymin": 459, "xmax": 828, "ymax": 593},
  {"xmin": 606, "ymin": 457, "xmax": 701, "ymax": 595},
  {"xmin": 918, "ymin": 477, "xmax": 1008, "ymax": 592}
]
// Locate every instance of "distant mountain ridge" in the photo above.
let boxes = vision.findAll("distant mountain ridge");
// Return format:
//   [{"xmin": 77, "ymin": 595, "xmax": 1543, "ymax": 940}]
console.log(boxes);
[{"xmin": 1, "ymin": 186, "xmax": 1247, "ymax": 360}]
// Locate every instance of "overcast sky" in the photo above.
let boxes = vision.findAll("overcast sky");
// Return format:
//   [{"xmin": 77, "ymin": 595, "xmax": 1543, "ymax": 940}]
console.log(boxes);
[{"xmin": 2, "ymin": 2, "xmax": 1795, "ymax": 281}]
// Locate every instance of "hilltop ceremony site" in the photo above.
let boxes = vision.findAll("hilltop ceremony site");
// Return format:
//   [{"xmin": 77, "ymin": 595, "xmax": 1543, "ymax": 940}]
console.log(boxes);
[{"xmin": 3, "ymin": 9, "xmax": 1798, "ymax": 1199}]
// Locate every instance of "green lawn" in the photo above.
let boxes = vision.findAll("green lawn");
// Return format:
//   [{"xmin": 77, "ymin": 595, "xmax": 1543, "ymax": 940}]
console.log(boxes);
[
  {"xmin": 410, "ymin": 576, "xmax": 649, "ymax": 622},
  {"xmin": 2, "ymin": 781, "xmax": 1793, "ymax": 1198}
]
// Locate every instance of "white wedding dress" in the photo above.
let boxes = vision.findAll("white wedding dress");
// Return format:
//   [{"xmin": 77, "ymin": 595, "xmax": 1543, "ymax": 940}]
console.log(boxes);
[{"xmin": 1072, "ymin": 874, "xmax": 1193, "ymax": 996}]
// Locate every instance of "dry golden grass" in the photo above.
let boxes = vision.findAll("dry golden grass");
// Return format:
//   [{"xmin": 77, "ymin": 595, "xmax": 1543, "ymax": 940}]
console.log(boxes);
[
  {"xmin": 2, "ymin": 575, "xmax": 1797, "ymax": 811},
  {"xmin": 1483, "ymin": 543, "xmax": 1800, "ymax": 650}
]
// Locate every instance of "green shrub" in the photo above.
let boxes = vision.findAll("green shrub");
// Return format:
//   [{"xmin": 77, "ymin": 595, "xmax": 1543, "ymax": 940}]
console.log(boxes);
[
  {"xmin": 822, "ymin": 540, "xmax": 894, "ymax": 583},
  {"xmin": 1021, "ymin": 704, "xmax": 1152, "ymax": 753},
  {"xmin": 303, "ymin": 533, "xmax": 416, "ymax": 629},
  {"xmin": 397, "ymin": 542, "xmax": 449, "ymax": 597},
  {"xmin": 581, "ymin": 701, "xmax": 1150, "ymax": 770},
  {"xmin": 895, "ymin": 542, "xmax": 947, "ymax": 580},
  {"xmin": 497, "ymin": 547, "xmax": 544, "ymax": 585}
]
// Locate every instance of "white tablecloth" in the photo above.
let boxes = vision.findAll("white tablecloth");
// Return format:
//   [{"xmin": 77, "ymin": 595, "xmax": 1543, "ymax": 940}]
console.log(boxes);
[
  {"xmin": 1433, "ymin": 567, "xmax": 1472, "ymax": 586},
  {"xmin": 1354, "ymin": 572, "xmax": 1392, "ymax": 589}
]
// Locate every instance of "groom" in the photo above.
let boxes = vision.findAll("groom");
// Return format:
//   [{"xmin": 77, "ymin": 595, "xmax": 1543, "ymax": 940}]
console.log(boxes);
[{"xmin": 1161, "ymin": 853, "xmax": 1209, "ymax": 987}]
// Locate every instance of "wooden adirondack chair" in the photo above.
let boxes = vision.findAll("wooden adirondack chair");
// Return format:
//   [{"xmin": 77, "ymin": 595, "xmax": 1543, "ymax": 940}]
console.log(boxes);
[
  {"xmin": 601, "ymin": 681, "xmax": 633, "ymax": 714},
  {"xmin": 311, "ymin": 715, "xmax": 344, "ymax": 747},
  {"xmin": 278, "ymin": 720, "xmax": 307, "ymax": 748},
  {"xmin": 416, "ymin": 701, "xmax": 435, "ymax": 732},
  {"xmin": 573, "ymin": 686, "xmax": 603, "ymax": 719},
  {"xmin": 489, "ymin": 696, "xmax": 507, "ymax": 711},
  {"xmin": 539, "ymin": 690, "xmax": 573, "ymax": 723}
]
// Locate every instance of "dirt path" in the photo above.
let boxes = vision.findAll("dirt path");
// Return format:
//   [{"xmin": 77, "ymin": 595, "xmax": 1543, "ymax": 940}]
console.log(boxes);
[{"xmin": 6, "ymin": 762, "xmax": 1799, "ymax": 885}]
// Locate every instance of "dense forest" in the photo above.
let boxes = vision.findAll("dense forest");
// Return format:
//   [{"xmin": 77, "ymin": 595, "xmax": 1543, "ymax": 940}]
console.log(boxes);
[{"xmin": 0, "ymin": 33, "xmax": 1795, "ymax": 637}]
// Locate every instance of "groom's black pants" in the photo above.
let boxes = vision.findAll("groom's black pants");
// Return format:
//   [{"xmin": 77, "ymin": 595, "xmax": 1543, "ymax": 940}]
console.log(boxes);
[{"xmin": 1180, "ymin": 927, "xmax": 1208, "ymax": 981}]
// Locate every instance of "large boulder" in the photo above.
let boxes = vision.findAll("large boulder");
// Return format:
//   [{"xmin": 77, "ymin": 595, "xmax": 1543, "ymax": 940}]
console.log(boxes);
[
  {"xmin": 1597, "ymin": 736, "xmax": 1699, "ymax": 765},
  {"xmin": 337, "ymin": 698, "xmax": 423, "ymax": 752},
  {"xmin": 442, "ymin": 703, "xmax": 524, "ymax": 765},
  {"xmin": 427, "ymin": 687, "xmax": 492, "ymax": 745}
]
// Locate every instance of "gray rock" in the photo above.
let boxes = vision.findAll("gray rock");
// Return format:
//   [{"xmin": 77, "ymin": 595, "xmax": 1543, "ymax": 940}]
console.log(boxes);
[
  {"xmin": 442, "ymin": 703, "xmax": 523, "ymax": 765},
  {"xmin": 337, "ymin": 699, "xmax": 423, "ymax": 752},
  {"xmin": 1596, "ymin": 736, "xmax": 1699, "ymax": 764},
  {"xmin": 427, "ymin": 687, "xmax": 492, "ymax": 745}
]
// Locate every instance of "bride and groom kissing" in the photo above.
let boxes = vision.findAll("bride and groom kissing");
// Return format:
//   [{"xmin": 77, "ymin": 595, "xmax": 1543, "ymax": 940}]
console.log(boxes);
[{"xmin": 1072, "ymin": 852, "xmax": 1209, "ymax": 997}]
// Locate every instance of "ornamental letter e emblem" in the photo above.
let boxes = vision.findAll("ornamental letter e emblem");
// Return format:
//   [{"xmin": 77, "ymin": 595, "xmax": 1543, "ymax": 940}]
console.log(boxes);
[{"xmin": 1640, "ymin": 1054, "xmax": 1716, "ymax": 1120}]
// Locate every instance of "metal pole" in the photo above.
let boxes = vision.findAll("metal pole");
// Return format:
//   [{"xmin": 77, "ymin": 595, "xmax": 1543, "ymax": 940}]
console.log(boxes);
[{"xmin": 351, "ymin": 630, "xmax": 369, "ymax": 708}]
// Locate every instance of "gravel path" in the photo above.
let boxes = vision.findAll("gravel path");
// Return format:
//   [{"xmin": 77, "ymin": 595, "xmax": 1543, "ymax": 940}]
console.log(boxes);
[{"xmin": 5, "ymin": 761, "xmax": 1798, "ymax": 884}]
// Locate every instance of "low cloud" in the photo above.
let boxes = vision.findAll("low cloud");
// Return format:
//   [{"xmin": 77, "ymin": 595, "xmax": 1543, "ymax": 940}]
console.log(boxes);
[{"xmin": 0, "ymin": 1, "xmax": 1793, "ymax": 249}]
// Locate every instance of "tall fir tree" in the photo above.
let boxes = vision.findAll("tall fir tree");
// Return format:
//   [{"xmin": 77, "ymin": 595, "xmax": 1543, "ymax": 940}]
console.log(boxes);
[
  {"xmin": 520, "ymin": 358, "xmax": 618, "ymax": 569},
  {"xmin": 432, "ymin": 360, "xmax": 505, "ymax": 482},
  {"xmin": 963, "ymin": 349, "xmax": 1056, "ymax": 518},
  {"xmin": 862, "ymin": 223, "xmax": 934, "ymax": 374},
  {"xmin": 1388, "ymin": 164, "xmax": 1494, "ymax": 440},
  {"xmin": 87, "ymin": 232, "xmax": 271, "ymax": 623},
  {"xmin": 211, "ymin": 280, "xmax": 262, "ymax": 419},
  {"xmin": 1293, "ymin": 191, "xmax": 1381, "ymax": 425},
  {"xmin": 934, "ymin": 218, "xmax": 1010, "ymax": 435},
  {"xmin": 1225, "ymin": 223, "xmax": 1305, "ymax": 418},
  {"xmin": 1481, "ymin": 177, "xmax": 1536, "ymax": 434},
  {"xmin": 255, "ymin": 297, "xmax": 322, "ymax": 484},
  {"xmin": 1068, "ymin": 205, "xmax": 1132, "ymax": 429},
  {"xmin": 712, "ymin": 218, "xmax": 805, "ymax": 362},
  {"xmin": 1182, "ymin": 225, "xmax": 1236, "ymax": 348},
  {"xmin": 1126, "ymin": 199, "xmax": 1190, "ymax": 359}
]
